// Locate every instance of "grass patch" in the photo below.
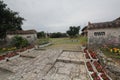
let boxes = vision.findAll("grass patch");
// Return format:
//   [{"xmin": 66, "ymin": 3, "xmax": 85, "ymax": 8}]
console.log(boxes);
[
  {"xmin": 0, "ymin": 47, "xmax": 17, "ymax": 55},
  {"xmin": 37, "ymin": 38, "xmax": 50, "ymax": 45},
  {"xmin": 0, "ymin": 50, "xmax": 8, "ymax": 55},
  {"xmin": 46, "ymin": 37, "xmax": 87, "ymax": 50},
  {"xmin": 101, "ymin": 47, "xmax": 120, "ymax": 59},
  {"xmin": 49, "ymin": 38, "xmax": 81, "ymax": 44},
  {"xmin": 101, "ymin": 48, "xmax": 114, "ymax": 57},
  {"xmin": 79, "ymin": 36, "xmax": 87, "ymax": 45}
]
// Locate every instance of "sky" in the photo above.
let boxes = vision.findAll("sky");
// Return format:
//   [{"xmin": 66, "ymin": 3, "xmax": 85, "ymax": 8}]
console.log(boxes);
[{"xmin": 4, "ymin": 0, "xmax": 120, "ymax": 33}]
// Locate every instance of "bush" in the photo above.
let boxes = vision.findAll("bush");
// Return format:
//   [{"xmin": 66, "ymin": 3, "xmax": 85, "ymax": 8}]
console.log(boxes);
[{"xmin": 11, "ymin": 36, "xmax": 29, "ymax": 48}]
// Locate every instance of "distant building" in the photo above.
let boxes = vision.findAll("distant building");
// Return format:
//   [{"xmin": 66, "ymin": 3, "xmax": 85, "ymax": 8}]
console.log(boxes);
[
  {"xmin": 6, "ymin": 30, "xmax": 37, "ymax": 44},
  {"xmin": 87, "ymin": 17, "xmax": 120, "ymax": 47},
  {"xmin": 81, "ymin": 26, "xmax": 88, "ymax": 37}
]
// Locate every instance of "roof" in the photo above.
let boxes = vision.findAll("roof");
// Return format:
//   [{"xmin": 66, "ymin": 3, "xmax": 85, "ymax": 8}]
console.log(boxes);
[
  {"xmin": 88, "ymin": 17, "xmax": 120, "ymax": 30},
  {"xmin": 7, "ymin": 30, "xmax": 37, "ymax": 35},
  {"xmin": 81, "ymin": 26, "xmax": 87, "ymax": 31}
]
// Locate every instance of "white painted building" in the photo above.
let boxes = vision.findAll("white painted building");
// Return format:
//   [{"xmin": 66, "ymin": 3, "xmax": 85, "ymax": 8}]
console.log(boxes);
[
  {"xmin": 87, "ymin": 17, "xmax": 120, "ymax": 47},
  {"xmin": 6, "ymin": 30, "xmax": 37, "ymax": 44}
]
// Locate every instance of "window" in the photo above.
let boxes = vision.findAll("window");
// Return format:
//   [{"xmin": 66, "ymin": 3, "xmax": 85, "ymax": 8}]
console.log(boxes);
[
  {"xmin": 27, "ymin": 36, "xmax": 31, "ymax": 38},
  {"xmin": 94, "ymin": 32, "xmax": 105, "ymax": 36}
]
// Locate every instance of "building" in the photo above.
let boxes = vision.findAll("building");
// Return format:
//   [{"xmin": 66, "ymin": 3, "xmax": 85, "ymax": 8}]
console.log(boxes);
[
  {"xmin": 6, "ymin": 30, "xmax": 37, "ymax": 44},
  {"xmin": 87, "ymin": 17, "xmax": 120, "ymax": 47},
  {"xmin": 81, "ymin": 26, "xmax": 88, "ymax": 37}
]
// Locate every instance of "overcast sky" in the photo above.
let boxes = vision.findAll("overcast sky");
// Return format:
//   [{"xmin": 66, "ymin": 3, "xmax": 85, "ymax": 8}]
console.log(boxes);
[{"xmin": 4, "ymin": 0, "xmax": 120, "ymax": 32}]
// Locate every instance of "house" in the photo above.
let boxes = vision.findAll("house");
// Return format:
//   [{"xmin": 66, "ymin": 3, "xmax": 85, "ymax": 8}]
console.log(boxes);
[
  {"xmin": 81, "ymin": 26, "xmax": 88, "ymax": 37},
  {"xmin": 6, "ymin": 30, "xmax": 37, "ymax": 44},
  {"xmin": 87, "ymin": 17, "xmax": 120, "ymax": 47}
]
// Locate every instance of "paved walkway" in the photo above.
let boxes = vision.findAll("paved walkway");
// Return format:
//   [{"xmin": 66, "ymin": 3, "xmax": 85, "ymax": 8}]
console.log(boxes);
[
  {"xmin": 44, "ymin": 51, "xmax": 89, "ymax": 80},
  {"xmin": 0, "ymin": 49, "xmax": 89, "ymax": 80}
]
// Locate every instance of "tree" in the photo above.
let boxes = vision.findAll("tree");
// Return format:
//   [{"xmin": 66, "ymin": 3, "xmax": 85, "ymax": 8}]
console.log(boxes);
[
  {"xmin": 0, "ymin": 1, "xmax": 24, "ymax": 39},
  {"xmin": 11, "ymin": 36, "xmax": 29, "ymax": 48},
  {"xmin": 37, "ymin": 31, "xmax": 46, "ymax": 38},
  {"xmin": 66, "ymin": 26, "xmax": 80, "ymax": 38},
  {"xmin": 50, "ymin": 32, "xmax": 67, "ymax": 38}
]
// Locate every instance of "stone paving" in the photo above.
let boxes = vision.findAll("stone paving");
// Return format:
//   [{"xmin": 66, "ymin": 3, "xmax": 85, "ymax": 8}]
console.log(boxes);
[
  {"xmin": 7, "ymin": 49, "xmax": 62, "ymax": 80},
  {"xmin": 43, "ymin": 51, "xmax": 89, "ymax": 80},
  {"xmin": 0, "ymin": 49, "xmax": 89, "ymax": 80},
  {"xmin": 0, "ymin": 57, "xmax": 33, "ymax": 73},
  {"xmin": 19, "ymin": 49, "xmax": 43, "ymax": 58},
  {"xmin": 44, "ymin": 62, "xmax": 88, "ymax": 80},
  {"xmin": 57, "ymin": 51, "xmax": 84, "ymax": 64}
]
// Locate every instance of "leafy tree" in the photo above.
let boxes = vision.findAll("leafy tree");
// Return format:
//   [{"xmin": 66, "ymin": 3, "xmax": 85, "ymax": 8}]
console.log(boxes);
[
  {"xmin": 11, "ymin": 36, "xmax": 29, "ymax": 48},
  {"xmin": 37, "ymin": 31, "xmax": 46, "ymax": 38},
  {"xmin": 50, "ymin": 32, "xmax": 67, "ymax": 38},
  {"xmin": 66, "ymin": 26, "xmax": 80, "ymax": 38},
  {"xmin": 0, "ymin": 1, "xmax": 24, "ymax": 39}
]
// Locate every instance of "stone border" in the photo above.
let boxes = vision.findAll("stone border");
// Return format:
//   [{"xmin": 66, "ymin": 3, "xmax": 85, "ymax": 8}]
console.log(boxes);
[
  {"xmin": 0, "ymin": 59, "xmax": 6, "ymax": 63},
  {"xmin": 7, "ymin": 55, "xmax": 20, "ymax": 61},
  {"xmin": 87, "ymin": 50, "xmax": 99, "ymax": 61},
  {"xmin": 63, "ymin": 49, "xmax": 83, "ymax": 52},
  {"xmin": 83, "ymin": 47, "xmax": 112, "ymax": 80},
  {"xmin": 56, "ymin": 50, "xmax": 84, "ymax": 64},
  {"xmin": 18, "ymin": 48, "xmax": 35, "ymax": 54},
  {"xmin": 56, "ymin": 58, "xmax": 84, "ymax": 64},
  {"xmin": 20, "ymin": 55, "xmax": 35, "ymax": 58},
  {"xmin": 0, "ymin": 47, "xmax": 35, "ymax": 63},
  {"xmin": 35, "ymin": 48, "xmax": 46, "ymax": 50},
  {"xmin": 39, "ymin": 42, "xmax": 52, "ymax": 48},
  {"xmin": 84, "ymin": 56, "xmax": 94, "ymax": 80}
]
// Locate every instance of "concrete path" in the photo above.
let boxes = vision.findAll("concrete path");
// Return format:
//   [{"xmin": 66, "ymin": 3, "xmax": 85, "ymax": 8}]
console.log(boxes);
[
  {"xmin": 0, "ymin": 49, "xmax": 89, "ymax": 80},
  {"xmin": 44, "ymin": 51, "xmax": 89, "ymax": 80}
]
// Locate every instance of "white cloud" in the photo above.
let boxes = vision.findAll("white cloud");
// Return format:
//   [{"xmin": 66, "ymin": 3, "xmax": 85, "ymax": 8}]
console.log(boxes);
[{"xmin": 4, "ymin": 0, "xmax": 120, "ymax": 32}]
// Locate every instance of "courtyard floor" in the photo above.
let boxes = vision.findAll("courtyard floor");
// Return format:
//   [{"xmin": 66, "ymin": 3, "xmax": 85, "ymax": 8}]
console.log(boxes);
[{"xmin": 0, "ymin": 38, "xmax": 89, "ymax": 80}]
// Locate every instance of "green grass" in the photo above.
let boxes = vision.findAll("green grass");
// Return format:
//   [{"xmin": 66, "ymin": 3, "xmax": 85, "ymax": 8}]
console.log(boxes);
[
  {"xmin": 101, "ymin": 48, "xmax": 114, "ymax": 57},
  {"xmin": 101, "ymin": 48, "xmax": 120, "ymax": 59},
  {"xmin": 0, "ymin": 47, "xmax": 17, "ymax": 55},
  {"xmin": 46, "ymin": 37, "xmax": 87, "ymax": 50},
  {"xmin": 50, "ymin": 38, "xmax": 80, "ymax": 44},
  {"xmin": 49, "ymin": 36, "xmax": 87, "ymax": 44},
  {"xmin": 0, "ymin": 50, "xmax": 8, "ymax": 55},
  {"xmin": 37, "ymin": 38, "xmax": 49, "ymax": 45},
  {"xmin": 0, "ymin": 37, "xmax": 87, "ymax": 54}
]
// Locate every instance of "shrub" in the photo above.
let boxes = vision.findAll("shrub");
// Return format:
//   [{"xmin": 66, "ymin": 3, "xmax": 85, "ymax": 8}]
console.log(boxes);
[{"xmin": 11, "ymin": 36, "xmax": 29, "ymax": 48}]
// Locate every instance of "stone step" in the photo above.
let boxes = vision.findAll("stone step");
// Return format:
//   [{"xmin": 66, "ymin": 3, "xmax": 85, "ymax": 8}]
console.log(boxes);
[{"xmin": 56, "ymin": 58, "xmax": 84, "ymax": 64}]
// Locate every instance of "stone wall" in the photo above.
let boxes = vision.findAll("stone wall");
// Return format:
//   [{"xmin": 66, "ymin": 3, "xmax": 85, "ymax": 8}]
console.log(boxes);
[{"xmin": 88, "ymin": 27, "xmax": 120, "ymax": 48}]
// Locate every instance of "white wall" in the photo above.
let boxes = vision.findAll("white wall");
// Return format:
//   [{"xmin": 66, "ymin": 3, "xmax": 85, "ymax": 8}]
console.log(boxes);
[
  {"xmin": 6, "ymin": 33, "xmax": 37, "ymax": 44},
  {"xmin": 88, "ymin": 27, "xmax": 120, "ymax": 46},
  {"xmin": 88, "ymin": 28, "xmax": 120, "ymax": 38}
]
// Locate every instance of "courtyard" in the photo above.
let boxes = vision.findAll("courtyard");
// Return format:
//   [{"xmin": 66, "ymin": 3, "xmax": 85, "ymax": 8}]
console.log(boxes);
[
  {"xmin": 0, "ymin": 38, "xmax": 90, "ymax": 80},
  {"xmin": 1, "ymin": 0, "xmax": 120, "ymax": 79},
  {"xmin": 0, "ymin": 38, "xmax": 113, "ymax": 80}
]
